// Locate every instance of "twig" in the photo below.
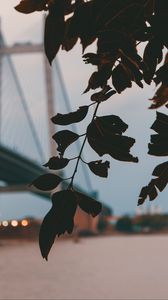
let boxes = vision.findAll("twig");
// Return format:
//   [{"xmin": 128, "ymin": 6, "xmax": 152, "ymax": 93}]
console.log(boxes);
[{"xmin": 68, "ymin": 102, "xmax": 100, "ymax": 189}]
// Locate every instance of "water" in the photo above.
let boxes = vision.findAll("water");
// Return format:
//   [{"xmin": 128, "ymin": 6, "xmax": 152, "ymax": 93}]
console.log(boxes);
[{"xmin": 0, "ymin": 235, "xmax": 168, "ymax": 299}]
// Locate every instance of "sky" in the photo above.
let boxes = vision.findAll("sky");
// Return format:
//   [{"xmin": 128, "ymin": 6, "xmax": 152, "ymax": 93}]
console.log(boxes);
[{"xmin": 0, "ymin": 1, "xmax": 167, "ymax": 220}]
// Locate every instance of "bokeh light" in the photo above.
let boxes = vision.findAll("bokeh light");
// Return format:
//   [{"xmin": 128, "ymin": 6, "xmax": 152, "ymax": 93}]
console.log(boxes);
[
  {"xmin": 11, "ymin": 220, "xmax": 18, "ymax": 227},
  {"xmin": 21, "ymin": 219, "xmax": 29, "ymax": 227},
  {"xmin": 2, "ymin": 220, "xmax": 8, "ymax": 227}
]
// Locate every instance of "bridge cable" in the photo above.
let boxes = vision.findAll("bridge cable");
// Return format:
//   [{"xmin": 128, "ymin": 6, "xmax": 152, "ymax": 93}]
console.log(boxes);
[
  {"xmin": 0, "ymin": 33, "xmax": 45, "ymax": 161},
  {"xmin": 7, "ymin": 58, "xmax": 45, "ymax": 162}
]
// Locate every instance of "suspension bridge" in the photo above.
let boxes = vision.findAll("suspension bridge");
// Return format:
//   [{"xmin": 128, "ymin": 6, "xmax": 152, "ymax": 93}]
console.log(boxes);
[{"xmin": 0, "ymin": 21, "xmax": 93, "ymax": 201}]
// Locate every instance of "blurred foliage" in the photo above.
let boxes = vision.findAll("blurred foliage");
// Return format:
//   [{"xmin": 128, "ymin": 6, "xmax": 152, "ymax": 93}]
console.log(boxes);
[
  {"xmin": 135, "ymin": 214, "xmax": 168, "ymax": 231},
  {"xmin": 116, "ymin": 216, "xmax": 133, "ymax": 233}
]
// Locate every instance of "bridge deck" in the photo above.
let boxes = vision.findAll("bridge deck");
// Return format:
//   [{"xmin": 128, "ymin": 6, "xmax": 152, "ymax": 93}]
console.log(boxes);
[{"xmin": 0, "ymin": 144, "xmax": 50, "ymax": 199}]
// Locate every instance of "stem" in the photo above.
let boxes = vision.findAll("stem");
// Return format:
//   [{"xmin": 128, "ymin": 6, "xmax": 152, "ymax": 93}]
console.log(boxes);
[
  {"xmin": 88, "ymin": 102, "xmax": 96, "ymax": 107},
  {"xmin": 63, "ymin": 176, "xmax": 73, "ymax": 181},
  {"xmin": 79, "ymin": 133, "xmax": 86, "ymax": 137},
  {"xmin": 69, "ymin": 156, "xmax": 79, "ymax": 161},
  {"xmin": 80, "ymin": 157, "xmax": 88, "ymax": 164},
  {"xmin": 68, "ymin": 136, "xmax": 87, "ymax": 189},
  {"xmin": 68, "ymin": 102, "xmax": 100, "ymax": 189}
]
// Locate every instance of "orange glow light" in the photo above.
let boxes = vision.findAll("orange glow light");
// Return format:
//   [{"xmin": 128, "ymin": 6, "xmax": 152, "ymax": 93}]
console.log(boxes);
[
  {"xmin": 21, "ymin": 219, "xmax": 28, "ymax": 227},
  {"xmin": 11, "ymin": 220, "xmax": 18, "ymax": 227}
]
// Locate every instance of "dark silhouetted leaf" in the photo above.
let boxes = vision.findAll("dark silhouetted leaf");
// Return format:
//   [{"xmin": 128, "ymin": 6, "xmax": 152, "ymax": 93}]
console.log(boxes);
[
  {"xmin": 32, "ymin": 174, "xmax": 62, "ymax": 191},
  {"xmin": 88, "ymin": 160, "xmax": 110, "ymax": 178},
  {"xmin": 64, "ymin": 0, "xmax": 75, "ymax": 15},
  {"xmin": 91, "ymin": 86, "xmax": 116, "ymax": 103},
  {"xmin": 39, "ymin": 189, "xmax": 102, "ymax": 259},
  {"xmin": 120, "ymin": 52, "xmax": 143, "ymax": 88},
  {"xmin": 84, "ymin": 67, "xmax": 111, "ymax": 93},
  {"xmin": 89, "ymin": 115, "xmax": 129, "ymax": 135},
  {"xmin": 138, "ymin": 161, "xmax": 168, "ymax": 205},
  {"xmin": 43, "ymin": 156, "xmax": 69, "ymax": 170},
  {"xmin": 149, "ymin": 134, "xmax": 168, "ymax": 156},
  {"xmin": 74, "ymin": 191, "xmax": 102, "ymax": 217},
  {"xmin": 151, "ymin": 112, "xmax": 168, "ymax": 134},
  {"xmin": 154, "ymin": 64, "xmax": 168, "ymax": 87},
  {"xmin": 51, "ymin": 106, "xmax": 88, "ymax": 125},
  {"xmin": 143, "ymin": 38, "xmax": 163, "ymax": 84},
  {"xmin": 148, "ymin": 112, "xmax": 168, "ymax": 156},
  {"xmin": 144, "ymin": 0, "xmax": 155, "ymax": 19},
  {"xmin": 15, "ymin": 0, "xmax": 48, "ymax": 13},
  {"xmin": 44, "ymin": 1, "xmax": 64, "ymax": 64},
  {"xmin": 152, "ymin": 161, "xmax": 168, "ymax": 177},
  {"xmin": 83, "ymin": 53, "xmax": 100, "ymax": 66},
  {"xmin": 39, "ymin": 190, "xmax": 77, "ymax": 260},
  {"xmin": 150, "ymin": 5, "xmax": 168, "ymax": 48},
  {"xmin": 62, "ymin": 17, "xmax": 78, "ymax": 51},
  {"xmin": 87, "ymin": 116, "xmax": 138, "ymax": 162},
  {"xmin": 112, "ymin": 64, "xmax": 132, "ymax": 93},
  {"xmin": 52, "ymin": 130, "xmax": 79, "ymax": 156},
  {"xmin": 70, "ymin": 1, "xmax": 96, "ymax": 52},
  {"xmin": 150, "ymin": 53, "xmax": 168, "ymax": 108},
  {"xmin": 149, "ymin": 85, "xmax": 168, "ymax": 109}
]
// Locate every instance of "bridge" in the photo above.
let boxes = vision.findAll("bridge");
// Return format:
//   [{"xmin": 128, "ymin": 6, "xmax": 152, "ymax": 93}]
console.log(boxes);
[{"xmin": 0, "ymin": 21, "xmax": 93, "ymax": 202}]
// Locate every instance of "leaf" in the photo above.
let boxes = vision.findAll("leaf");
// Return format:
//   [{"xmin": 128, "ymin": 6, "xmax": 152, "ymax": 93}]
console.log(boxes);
[
  {"xmin": 143, "ymin": 0, "xmax": 155, "ymax": 19},
  {"xmin": 52, "ymin": 130, "xmax": 79, "ymax": 156},
  {"xmin": 150, "ymin": 7, "xmax": 168, "ymax": 48},
  {"xmin": 64, "ymin": 0, "xmax": 75, "ymax": 15},
  {"xmin": 39, "ymin": 189, "xmax": 102, "ymax": 259},
  {"xmin": 89, "ymin": 115, "xmax": 129, "ymax": 135},
  {"xmin": 149, "ymin": 53, "xmax": 168, "ymax": 109},
  {"xmin": 120, "ymin": 53, "xmax": 143, "ymax": 88},
  {"xmin": 152, "ymin": 161, "xmax": 168, "ymax": 177},
  {"xmin": 74, "ymin": 191, "xmax": 102, "ymax": 217},
  {"xmin": 149, "ymin": 85, "xmax": 168, "ymax": 109},
  {"xmin": 91, "ymin": 86, "xmax": 116, "ymax": 103},
  {"xmin": 62, "ymin": 17, "xmax": 78, "ymax": 51},
  {"xmin": 148, "ymin": 134, "xmax": 168, "ymax": 156},
  {"xmin": 112, "ymin": 64, "xmax": 132, "ymax": 93},
  {"xmin": 150, "ymin": 112, "xmax": 168, "ymax": 134},
  {"xmin": 43, "ymin": 156, "xmax": 69, "ymax": 170},
  {"xmin": 154, "ymin": 63, "xmax": 168, "ymax": 87},
  {"xmin": 51, "ymin": 106, "xmax": 88, "ymax": 125},
  {"xmin": 138, "ymin": 161, "xmax": 168, "ymax": 205},
  {"xmin": 88, "ymin": 160, "xmax": 110, "ymax": 178},
  {"xmin": 32, "ymin": 174, "xmax": 62, "ymax": 191},
  {"xmin": 148, "ymin": 112, "xmax": 168, "ymax": 156},
  {"xmin": 72, "ymin": 1, "xmax": 96, "ymax": 52},
  {"xmin": 84, "ymin": 67, "xmax": 111, "ymax": 93},
  {"xmin": 44, "ymin": 1, "xmax": 65, "ymax": 64},
  {"xmin": 87, "ymin": 116, "xmax": 138, "ymax": 163},
  {"xmin": 143, "ymin": 38, "xmax": 163, "ymax": 84},
  {"xmin": 83, "ymin": 53, "xmax": 100, "ymax": 66},
  {"xmin": 15, "ymin": 0, "xmax": 48, "ymax": 14},
  {"xmin": 39, "ymin": 190, "xmax": 77, "ymax": 260}
]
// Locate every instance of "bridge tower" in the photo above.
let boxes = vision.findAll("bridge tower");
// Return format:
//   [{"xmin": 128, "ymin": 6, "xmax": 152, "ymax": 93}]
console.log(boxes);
[{"xmin": 0, "ymin": 20, "xmax": 56, "ymax": 157}]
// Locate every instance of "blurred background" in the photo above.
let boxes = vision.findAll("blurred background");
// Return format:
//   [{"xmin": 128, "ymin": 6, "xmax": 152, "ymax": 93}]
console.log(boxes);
[{"xmin": 0, "ymin": 1, "xmax": 168, "ymax": 299}]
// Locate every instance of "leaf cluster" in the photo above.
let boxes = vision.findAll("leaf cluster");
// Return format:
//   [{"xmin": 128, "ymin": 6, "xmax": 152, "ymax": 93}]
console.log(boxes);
[
  {"xmin": 138, "ymin": 112, "xmax": 168, "ymax": 205},
  {"xmin": 31, "ymin": 89, "xmax": 138, "ymax": 258},
  {"xmin": 15, "ymin": 0, "xmax": 168, "ymax": 259},
  {"xmin": 16, "ymin": 0, "xmax": 168, "ymax": 108}
]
